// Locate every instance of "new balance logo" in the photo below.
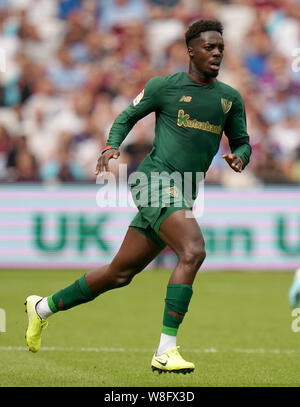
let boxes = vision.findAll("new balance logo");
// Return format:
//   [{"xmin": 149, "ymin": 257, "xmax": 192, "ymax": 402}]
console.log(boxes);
[{"xmin": 179, "ymin": 96, "xmax": 192, "ymax": 102}]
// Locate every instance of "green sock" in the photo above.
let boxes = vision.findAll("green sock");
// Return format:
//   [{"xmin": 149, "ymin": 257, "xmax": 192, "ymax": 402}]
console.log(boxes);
[
  {"xmin": 47, "ymin": 274, "xmax": 96, "ymax": 313},
  {"xmin": 162, "ymin": 284, "xmax": 193, "ymax": 336}
]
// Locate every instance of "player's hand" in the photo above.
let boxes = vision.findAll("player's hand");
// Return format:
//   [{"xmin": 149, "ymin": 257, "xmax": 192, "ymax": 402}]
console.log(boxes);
[
  {"xmin": 222, "ymin": 153, "xmax": 243, "ymax": 173},
  {"xmin": 95, "ymin": 149, "xmax": 120, "ymax": 176}
]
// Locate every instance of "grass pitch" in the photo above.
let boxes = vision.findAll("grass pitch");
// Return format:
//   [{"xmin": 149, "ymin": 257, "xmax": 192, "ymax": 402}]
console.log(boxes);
[{"xmin": 0, "ymin": 269, "xmax": 300, "ymax": 387}]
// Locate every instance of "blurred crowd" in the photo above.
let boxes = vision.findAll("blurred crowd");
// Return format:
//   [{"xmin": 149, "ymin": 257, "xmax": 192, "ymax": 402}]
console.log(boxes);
[{"xmin": 0, "ymin": 0, "xmax": 299, "ymax": 186}]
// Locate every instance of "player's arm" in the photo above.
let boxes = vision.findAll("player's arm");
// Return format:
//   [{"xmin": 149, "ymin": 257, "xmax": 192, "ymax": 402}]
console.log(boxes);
[
  {"xmin": 222, "ymin": 92, "xmax": 252, "ymax": 173},
  {"xmin": 95, "ymin": 77, "xmax": 165, "ymax": 175}
]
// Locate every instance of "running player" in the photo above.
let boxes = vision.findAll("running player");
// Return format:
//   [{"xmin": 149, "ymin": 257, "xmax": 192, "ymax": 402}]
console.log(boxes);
[{"xmin": 25, "ymin": 19, "xmax": 251, "ymax": 374}]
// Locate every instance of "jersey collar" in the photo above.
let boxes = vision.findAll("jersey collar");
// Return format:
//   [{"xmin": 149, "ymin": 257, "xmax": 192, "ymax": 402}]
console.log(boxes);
[{"xmin": 186, "ymin": 72, "xmax": 217, "ymax": 87}]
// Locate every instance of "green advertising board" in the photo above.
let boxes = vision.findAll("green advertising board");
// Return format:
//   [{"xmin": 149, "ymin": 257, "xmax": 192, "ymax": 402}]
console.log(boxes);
[{"xmin": 0, "ymin": 184, "xmax": 299, "ymax": 270}]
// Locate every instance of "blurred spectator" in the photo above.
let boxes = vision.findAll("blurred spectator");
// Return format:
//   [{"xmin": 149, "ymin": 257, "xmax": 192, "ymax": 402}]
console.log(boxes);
[
  {"xmin": 252, "ymin": 151, "xmax": 295, "ymax": 185},
  {"xmin": 0, "ymin": 0, "xmax": 299, "ymax": 185},
  {"xmin": 0, "ymin": 124, "xmax": 12, "ymax": 179},
  {"xmin": 3, "ymin": 128, "xmax": 41, "ymax": 182},
  {"xmin": 46, "ymin": 46, "xmax": 87, "ymax": 93},
  {"xmin": 98, "ymin": 0, "xmax": 149, "ymax": 31},
  {"xmin": 6, "ymin": 134, "xmax": 28, "ymax": 180},
  {"xmin": 40, "ymin": 146, "xmax": 83, "ymax": 183},
  {"xmin": 58, "ymin": 0, "xmax": 82, "ymax": 20},
  {"xmin": 150, "ymin": 0, "xmax": 180, "ymax": 7},
  {"xmin": 14, "ymin": 149, "xmax": 40, "ymax": 182}
]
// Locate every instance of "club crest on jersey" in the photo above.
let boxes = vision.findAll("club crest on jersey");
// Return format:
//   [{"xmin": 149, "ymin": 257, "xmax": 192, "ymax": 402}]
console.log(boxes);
[
  {"xmin": 179, "ymin": 95, "xmax": 192, "ymax": 102},
  {"xmin": 133, "ymin": 89, "xmax": 144, "ymax": 106},
  {"xmin": 221, "ymin": 98, "xmax": 232, "ymax": 114}
]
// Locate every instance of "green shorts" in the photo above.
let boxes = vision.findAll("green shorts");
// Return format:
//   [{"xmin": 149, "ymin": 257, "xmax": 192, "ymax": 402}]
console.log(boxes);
[
  {"xmin": 129, "ymin": 171, "xmax": 191, "ymax": 249},
  {"xmin": 130, "ymin": 206, "xmax": 187, "ymax": 249}
]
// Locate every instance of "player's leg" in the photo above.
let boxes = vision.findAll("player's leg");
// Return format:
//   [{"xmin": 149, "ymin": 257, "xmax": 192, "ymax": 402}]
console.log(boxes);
[
  {"xmin": 84, "ymin": 228, "xmax": 163, "ymax": 295},
  {"xmin": 159, "ymin": 209, "xmax": 206, "ymax": 285},
  {"xmin": 46, "ymin": 227, "xmax": 163, "ymax": 312},
  {"xmin": 151, "ymin": 208, "xmax": 205, "ymax": 373},
  {"xmin": 25, "ymin": 227, "xmax": 162, "ymax": 352}
]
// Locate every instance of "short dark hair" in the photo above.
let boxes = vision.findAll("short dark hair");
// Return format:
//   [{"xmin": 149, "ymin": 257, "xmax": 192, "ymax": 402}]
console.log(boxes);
[{"xmin": 185, "ymin": 20, "xmax": 223, "ymax": 47}]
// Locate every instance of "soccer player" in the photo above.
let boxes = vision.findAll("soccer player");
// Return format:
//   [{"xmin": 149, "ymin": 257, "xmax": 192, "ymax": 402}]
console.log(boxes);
[
  {"xmin": 289, "ymin": 268, "xmax": 300, "ymax": 308},
  {"xmin": 25, "ymin": 20, "xmax": 251, "ymax": 374}
]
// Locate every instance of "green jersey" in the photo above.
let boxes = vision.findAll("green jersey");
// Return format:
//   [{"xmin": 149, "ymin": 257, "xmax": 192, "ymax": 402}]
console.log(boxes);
[{"xmin": 107, "ymin": 71, "xmax": 251, "ymax": 176}]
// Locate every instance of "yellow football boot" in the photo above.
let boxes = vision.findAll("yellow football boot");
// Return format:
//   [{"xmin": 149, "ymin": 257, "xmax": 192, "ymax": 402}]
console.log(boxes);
[
  {"xmin": 24, "ymin": 295, "xmax": 48, "ymax": 353},
  {"xmin": 151, "ymin": 346, "xmax": 195, "ymax": 374}
]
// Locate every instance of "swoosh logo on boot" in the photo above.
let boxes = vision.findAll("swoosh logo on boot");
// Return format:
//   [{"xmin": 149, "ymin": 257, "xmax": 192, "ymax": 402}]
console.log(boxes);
[{"xmin": 156, "ymin": 357, "xmax": 168, "ymax": 366}]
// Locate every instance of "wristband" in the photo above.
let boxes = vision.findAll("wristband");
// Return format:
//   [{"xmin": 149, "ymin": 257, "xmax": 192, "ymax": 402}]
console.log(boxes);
[
  {"xmin": 237, "ymin": 157, "xmax": 244, "ymax": 169},
  {"xmin": 101, "ymin": 145, "xmax": 112, "ymax": 154}
]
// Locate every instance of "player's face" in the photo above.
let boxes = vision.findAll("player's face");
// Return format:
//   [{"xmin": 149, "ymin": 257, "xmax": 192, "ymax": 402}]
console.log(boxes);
[{"xmin": 188, "ymin": 31, "xmax": 224, "ymax": 78}]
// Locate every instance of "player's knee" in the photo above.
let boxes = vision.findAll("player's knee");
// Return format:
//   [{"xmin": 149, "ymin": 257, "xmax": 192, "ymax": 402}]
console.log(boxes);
[
  {"xmin": 112, "ymin": 270, "xmax": 134, "ymax": 288},
  {"xmin": 180, "ymin": 243, "xmax": 206, "ymax": 270},
  {"xmin": 198, "ymin": 246, "xmax": 206, "ymax": 266}
]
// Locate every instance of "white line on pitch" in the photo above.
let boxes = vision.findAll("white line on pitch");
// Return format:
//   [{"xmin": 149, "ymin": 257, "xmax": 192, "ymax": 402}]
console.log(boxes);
[{"xmin": 0, "ymin": 346, "xmax": 299, "ymax": 354}]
